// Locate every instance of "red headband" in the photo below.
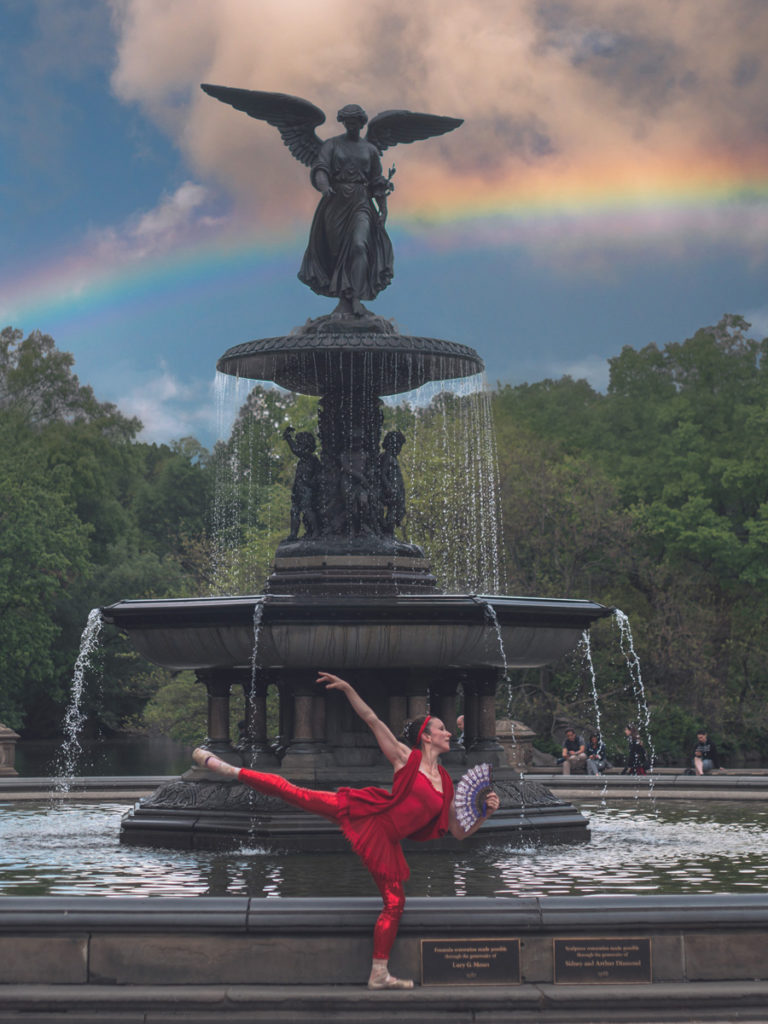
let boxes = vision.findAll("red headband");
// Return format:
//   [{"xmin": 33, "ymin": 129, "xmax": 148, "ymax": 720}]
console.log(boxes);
[{"xmin": 414, "ymin": 715, "xmax": 431, "ymax": 747}]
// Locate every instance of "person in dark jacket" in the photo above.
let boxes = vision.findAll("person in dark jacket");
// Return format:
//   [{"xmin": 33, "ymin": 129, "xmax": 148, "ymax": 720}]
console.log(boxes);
[
  {"xmin": 585, "ymin": 733, "xmax": 608, "ymax": 775},
  {"xmin": 693, "ymin": 730, "xmax": 720, "ymax": 775}
]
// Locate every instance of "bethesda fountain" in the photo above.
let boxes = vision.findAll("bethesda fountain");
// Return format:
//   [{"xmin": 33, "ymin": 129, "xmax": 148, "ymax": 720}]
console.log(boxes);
[{"xmin": 102, "ymin": 85, "xmax": 611, "ymax": 850}]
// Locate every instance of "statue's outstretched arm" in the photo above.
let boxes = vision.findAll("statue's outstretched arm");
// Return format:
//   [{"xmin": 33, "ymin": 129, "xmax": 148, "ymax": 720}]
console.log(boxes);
[{"xmin": 201, "ymin": 85, "xmax": 326, "ymax": 167}]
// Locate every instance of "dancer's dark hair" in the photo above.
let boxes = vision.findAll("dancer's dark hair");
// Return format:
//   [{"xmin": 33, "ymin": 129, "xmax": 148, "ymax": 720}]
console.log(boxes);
[{"xmin": 402, "ymin": 715, "xmax": 431, "ymax": 749}]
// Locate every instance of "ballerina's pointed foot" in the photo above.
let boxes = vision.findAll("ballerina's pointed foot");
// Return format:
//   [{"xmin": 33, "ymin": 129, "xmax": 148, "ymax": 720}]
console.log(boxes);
[
  {"xmin": 367, "ymin": 963, "xmax": 414, "ymax": 989},
  {"xmin": 192, "ymin": 748, "xmax": 239, "ymax": 778},
  {"xmin": 368, "ymin": 974, "xmax": 414, "ymax": 989}
]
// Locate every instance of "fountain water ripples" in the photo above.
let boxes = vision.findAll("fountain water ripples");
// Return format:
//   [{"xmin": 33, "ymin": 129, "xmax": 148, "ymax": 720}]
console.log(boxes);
[
  {"xmin": 0, "ymin": 800, "xmax": 765, "ymax": 899},
  {"xmin": 489, "ymin": 802, "xmax": 768, "ymax": 897}
]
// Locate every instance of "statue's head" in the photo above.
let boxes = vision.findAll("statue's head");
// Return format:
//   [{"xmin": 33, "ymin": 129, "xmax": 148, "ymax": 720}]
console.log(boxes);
[
  {"xmin": 294, "ymin": 431, "xmax": 316, "ymax": 453},
  {"xmin": 382, "ymin": 429, "xmax": 405, "ymax": 453},
  {"xmin": 337, "ymin": 103, "xmax": 368, "ymax": 126}
]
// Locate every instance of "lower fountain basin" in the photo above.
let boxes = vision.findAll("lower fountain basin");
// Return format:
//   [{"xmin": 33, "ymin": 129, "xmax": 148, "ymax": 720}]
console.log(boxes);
[
  {"xmin": 101, "ymin": 593, "xmax": 611, "ymax": 850},
  {"xmin": 101, "ymin": 593, "xmax": 612, "ymax": 672}
]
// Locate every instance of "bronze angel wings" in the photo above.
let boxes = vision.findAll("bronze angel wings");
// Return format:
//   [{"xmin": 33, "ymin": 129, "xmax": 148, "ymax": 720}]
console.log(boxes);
[{"xmin": 200, "ymin": 84, "xmax": 463, "ymax": 165}]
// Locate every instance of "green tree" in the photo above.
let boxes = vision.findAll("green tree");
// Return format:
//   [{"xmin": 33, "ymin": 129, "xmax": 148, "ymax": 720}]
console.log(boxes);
[
  {"xmin": 0, "ymin": 328, "xmax": 212, "ymax": 737},
  {"xmin": 493, "ymin": 316, "xmax": 768, "ymax": 762},
  {"xmin": 0, "ymin": 409, "xmax": 91, "ymax": 728}
]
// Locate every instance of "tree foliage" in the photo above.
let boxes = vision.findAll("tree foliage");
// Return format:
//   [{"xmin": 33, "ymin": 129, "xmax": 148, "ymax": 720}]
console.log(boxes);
[
  {"xmin": 496, "ymin": 315, "xmax": 768, "ymax": 763},
  {"xmin": 3, "ymin": 318, "xmax": 767, "ymax": 766},
  {"xmin": 0, "ymin": 329, "xmax": 208, "ymax": 736}
]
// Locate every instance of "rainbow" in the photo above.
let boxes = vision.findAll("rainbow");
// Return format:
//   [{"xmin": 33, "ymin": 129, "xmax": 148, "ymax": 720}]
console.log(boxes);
[
  {"xmin": 1, "ymin": 226, "xmax": 303, "ymax": 332},
  {"xmin": 5, "ymin": 146, "xmax": 768, "ymax": 331}
]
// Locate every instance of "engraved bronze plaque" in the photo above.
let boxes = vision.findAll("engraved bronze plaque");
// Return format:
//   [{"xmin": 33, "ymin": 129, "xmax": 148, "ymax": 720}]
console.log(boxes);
[
  {"xmin": 554, "ymin": 937, "xmax": 652, "ymax": 984},
  {"xmin": 420, "ymin": 938, "xmax": 520, "ymax": 986}
]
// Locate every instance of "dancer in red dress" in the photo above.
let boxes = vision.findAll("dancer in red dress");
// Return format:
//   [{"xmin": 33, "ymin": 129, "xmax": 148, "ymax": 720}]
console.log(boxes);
[{"xmin": 193, "ymin": 671, "xmax": 499, "ymax": 989}]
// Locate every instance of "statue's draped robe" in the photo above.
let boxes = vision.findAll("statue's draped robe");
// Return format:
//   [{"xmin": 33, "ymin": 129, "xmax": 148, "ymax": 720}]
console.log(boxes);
[{"xmin": 298, "ymin": 135, "xmax": 394, "ymax": 301}]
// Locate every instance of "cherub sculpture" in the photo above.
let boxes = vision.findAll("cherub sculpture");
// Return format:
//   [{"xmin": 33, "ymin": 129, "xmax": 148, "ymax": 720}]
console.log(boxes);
[
  {"xmin": 201, "ymin": 86, "xmax": 462, "ymax": 316},
  {"xmin": 283, "ymin": 426, "xmax": 321, "ymax": 540},
  {"xmin": 378, "ymin": 430, "xmax": 407, "ymax": 537}
]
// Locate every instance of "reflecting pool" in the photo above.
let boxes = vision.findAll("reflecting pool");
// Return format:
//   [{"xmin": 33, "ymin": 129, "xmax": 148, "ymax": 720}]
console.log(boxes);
[{"xmin": 0, "ymin": 799, "xmax": 765, "ymax": 898}]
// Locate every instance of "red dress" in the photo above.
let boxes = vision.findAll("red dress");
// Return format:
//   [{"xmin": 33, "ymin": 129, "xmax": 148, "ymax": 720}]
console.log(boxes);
[{"xmin": 335, "ymin": 750, "xmax": 454, "ymax": 881}]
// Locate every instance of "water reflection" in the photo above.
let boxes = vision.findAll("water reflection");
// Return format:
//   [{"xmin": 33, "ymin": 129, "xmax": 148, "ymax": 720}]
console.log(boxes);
[{"xmin": 0, "ymin": 800, "xmax": 765, "ymax": 898}]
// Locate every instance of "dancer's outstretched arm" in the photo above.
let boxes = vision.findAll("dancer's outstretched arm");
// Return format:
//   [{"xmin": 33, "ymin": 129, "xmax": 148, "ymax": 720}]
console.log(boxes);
[{"xmin": 317, "ymin": 672, "xmax": 410, "ymax": 771}]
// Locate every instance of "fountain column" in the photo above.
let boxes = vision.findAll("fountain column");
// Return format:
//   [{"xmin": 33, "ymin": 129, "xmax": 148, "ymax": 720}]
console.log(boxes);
[
  {"xmin": 387, "ymin": 693, "xmax": 408, "ymax": 736},
  {"xmin": 241, "ymin": 671, "xmax": 279, "ymax": 767},
  {"xmin": 405, "ymin": 668, "xmax": 429, "ymax": 721},
  {"xmin": 430, "ymin": 671, "xmax": 465, "ymax": 766},
  {"xmin": 463, "ymin": 688, "xmax": 479, "ymax": 750},
  {"xmin": 197, "ymin": 668, "xmax": 242, "ymax": 765},
  {"xmin": 280, "ymin": 673, "xmax": 332, "ymax": 777},
  {"xmin": 465, "ymin": 670, "xmax": 506, "ymax": 767}
]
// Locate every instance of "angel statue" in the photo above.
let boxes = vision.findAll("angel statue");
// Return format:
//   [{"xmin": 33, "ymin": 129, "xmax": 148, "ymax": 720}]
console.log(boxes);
[{"xmin": 201, "ymin": 86, "xmax": 462, "ymax": 316}]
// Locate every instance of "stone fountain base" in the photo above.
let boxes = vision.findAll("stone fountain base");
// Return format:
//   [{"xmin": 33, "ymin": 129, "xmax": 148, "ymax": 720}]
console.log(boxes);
[{"xmin": 119, "ymin": 768, "xmax": 589, "ymax": 849}]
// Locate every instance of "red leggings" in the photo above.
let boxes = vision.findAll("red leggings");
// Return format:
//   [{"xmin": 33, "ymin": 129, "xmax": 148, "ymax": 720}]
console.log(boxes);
[{"xmin": 239, "ymin": 768, "xmax": 405, "ymax": 959}]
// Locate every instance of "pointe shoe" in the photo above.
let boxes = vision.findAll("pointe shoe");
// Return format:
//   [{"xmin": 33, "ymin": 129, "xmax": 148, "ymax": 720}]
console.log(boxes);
[
  {"xmin": 192, "ymin": 748, "xmax": 236, "ymax": 776},
  {"xmin": 367, "ymin": 973, "xmax": 414, "ymax": 990}
]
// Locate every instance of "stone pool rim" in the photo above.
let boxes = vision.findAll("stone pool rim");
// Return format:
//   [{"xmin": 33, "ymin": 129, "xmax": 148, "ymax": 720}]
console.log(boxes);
[{"xmin": 0, "ymin": 894, "xmax": 767, "ymax": 1022}]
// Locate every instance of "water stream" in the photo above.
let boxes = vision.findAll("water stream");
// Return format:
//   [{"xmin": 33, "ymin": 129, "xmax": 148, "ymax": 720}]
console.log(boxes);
[
  {"xmin": 614, "ymin": 609, "xmax": 657, "ymax": 795},
  {"xmin": 578, "ymin": 630, "xmax": 609, "ymax": 803},
  {"xmin": 52, "ymin": 609, "xmax": 103, "ymax": 791}
]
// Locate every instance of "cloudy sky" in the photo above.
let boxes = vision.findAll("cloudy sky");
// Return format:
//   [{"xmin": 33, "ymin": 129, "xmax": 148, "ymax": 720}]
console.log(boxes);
[{"xmin": 2, "ymin": 0, "xmax": 767, "ymax": 445}]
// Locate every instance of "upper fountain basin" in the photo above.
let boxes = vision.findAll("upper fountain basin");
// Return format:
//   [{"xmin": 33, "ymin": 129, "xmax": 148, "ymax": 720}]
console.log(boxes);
[
  {"xmin": 101, "ymin": 594, "xmax": 612, "ymax": 673},
  {"xmin": 216, "ymin": 329, "xmax": 484, "ymax": 395}
]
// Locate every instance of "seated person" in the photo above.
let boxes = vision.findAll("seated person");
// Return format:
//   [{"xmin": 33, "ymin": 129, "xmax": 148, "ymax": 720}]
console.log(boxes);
[
  {"xmin": 585, "ymin": 733, "xmax": 607, "ymax": 775},
  {"xmin": 693, "ymin": 730, "xmax": 720, "ymax": 775},
  {"xmin": 560, "ymin": 728, "xmax": 587, "ymax": 774}
]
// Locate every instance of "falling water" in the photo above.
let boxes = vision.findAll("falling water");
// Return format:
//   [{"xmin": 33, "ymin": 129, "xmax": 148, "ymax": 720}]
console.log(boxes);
[
  {"xmin": 212, "ymin": 341, "xmax": 506, "ymax": 598},
  {"xmin": 211, "ymin": 372, "xmax": 250, "ymax": 593},
  {"xmin": 614, "ymin": 609, "xmax": 657, "ymax": 793},
  {"xmin": 249, "ymin": 598, "xmax": 266, "ymax": 688},
  {"xmin": 53, "ymin": 608, "xmax": 103, "ymax": 792},
  {"xmin": 479, "ymin": 599, "xmax": 508, "ymax": 677},
  {"xmin": 578, "ymin": 630, "xmax": 609, "ymax": 803},
  {"xmin": 391, "ymin": 371, "xmax": 505, "ymax": 593}
]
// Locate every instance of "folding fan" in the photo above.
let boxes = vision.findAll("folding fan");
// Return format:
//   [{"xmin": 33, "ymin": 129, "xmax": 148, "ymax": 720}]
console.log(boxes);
[{"xmin": 454, "ymin": 763, "xmax": 493, "ymax": 831}]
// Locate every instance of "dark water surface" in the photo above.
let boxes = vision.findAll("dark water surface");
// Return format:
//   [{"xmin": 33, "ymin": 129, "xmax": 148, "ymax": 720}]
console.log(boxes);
[{"xmin": 0, "ymin": 799, "xmax": 765, "ymax": 898}]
